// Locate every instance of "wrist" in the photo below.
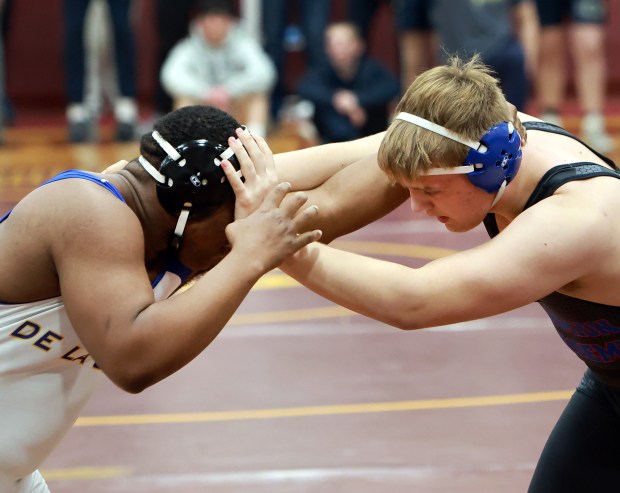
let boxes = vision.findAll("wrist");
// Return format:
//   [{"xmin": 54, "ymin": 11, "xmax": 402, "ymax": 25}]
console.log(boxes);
[{"xmin": 225, "ymin": 247, "xmax": 270, "ymax": 283}]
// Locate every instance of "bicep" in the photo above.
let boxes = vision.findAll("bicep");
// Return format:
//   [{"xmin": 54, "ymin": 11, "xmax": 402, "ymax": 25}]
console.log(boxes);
[
  {"xmin": 53, "ymin": 210, "xmax": 155, "ymax": 368},
  {"xmin": 301, "ymin": 154, "xmax": 408, "ymax": 242}
]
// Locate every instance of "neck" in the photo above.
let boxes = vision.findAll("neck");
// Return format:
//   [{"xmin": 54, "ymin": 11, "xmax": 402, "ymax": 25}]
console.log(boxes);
[
  {"xmin": 334, "ymin": 60, "xmax": 359, "ymax": 80},
  {"xmin": 104, "ymin": 164, "xmax": 177, "ymax": 259},
  {"xmin": 489, "ymin": 142, "xmax": 553, "ymax": 223}
]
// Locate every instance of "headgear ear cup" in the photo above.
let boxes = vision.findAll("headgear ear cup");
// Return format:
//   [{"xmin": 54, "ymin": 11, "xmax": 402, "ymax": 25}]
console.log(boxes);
[
  {"xmin": 157, "ymin": 139, "xmax": 239, "ymax": 216},
  {"xmin": 464, "ymin": 122, "xmax": 522, "ymax": 193},
  {"xmin": 137, "ymin": 130, "xmax": 242, "ymax": 250}
]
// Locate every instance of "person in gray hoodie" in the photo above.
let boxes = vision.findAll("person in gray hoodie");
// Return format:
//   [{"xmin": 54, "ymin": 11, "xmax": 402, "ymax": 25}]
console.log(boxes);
[{"xmin": 161, "ymin": 0, "xmax": 276, "ymax": 137}]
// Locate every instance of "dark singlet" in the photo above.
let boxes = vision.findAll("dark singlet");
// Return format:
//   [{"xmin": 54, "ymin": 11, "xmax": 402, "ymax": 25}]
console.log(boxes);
[{"xmin": 484, "ymin": 121, "xmax": 620, "ymax": 388}]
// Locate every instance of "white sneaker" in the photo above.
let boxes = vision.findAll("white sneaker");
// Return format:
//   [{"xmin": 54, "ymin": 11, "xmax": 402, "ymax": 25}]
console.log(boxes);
[{"xmin": 581, "ymin": 112, "xmax": 614, "ymax": 154}]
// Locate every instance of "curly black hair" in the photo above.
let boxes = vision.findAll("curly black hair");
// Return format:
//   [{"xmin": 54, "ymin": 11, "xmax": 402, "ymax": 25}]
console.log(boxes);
[{"xmin": 139, "ymin": 105, "xmax": 241, "ymax": 166}]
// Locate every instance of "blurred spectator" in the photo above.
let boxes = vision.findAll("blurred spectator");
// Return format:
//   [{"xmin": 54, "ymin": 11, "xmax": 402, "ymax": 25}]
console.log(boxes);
[
  {"xmin": 535, "ymin": 0, "xmax": 613, "ymax": 152},
  {"xmin": 296, "ymin": 21, "xmax": 400, "ymax": 143},
  {"xmin": 160, "ymin": 0, "xmax": 275, "ymax": 137},
  {"xmin": 63, "ymin": 0, "xmax": 138, "ymax": 143},
  {"xmin": 393, "ymin": 0, "xmax": 436, "ymax": 89},
  {"xmin": 427, "ymin": 0, "xmax": 539, "ymax": 111},
  {"xmin": 261, "ymin": 0, "xmax": 331, "ymax": 122},
  {"xmin": 154, "ymin": 0, "xmax": 196, "ymax": 116}
]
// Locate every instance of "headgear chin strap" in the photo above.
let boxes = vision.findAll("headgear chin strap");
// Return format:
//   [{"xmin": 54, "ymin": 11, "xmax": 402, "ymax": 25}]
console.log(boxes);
[
  {"xmin": 138, "ymin": 129, "xmax": 244, "ymax": 250},
  {"xmin": 394, "ymin": 112, "xmax": 522, "ymax": 204}
]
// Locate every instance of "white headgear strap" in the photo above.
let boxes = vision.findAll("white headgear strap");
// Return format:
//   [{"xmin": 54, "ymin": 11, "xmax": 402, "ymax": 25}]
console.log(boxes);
[
  {"xmin": 138, "ymin": 130, "xmax": 240, "ymax": 187},
  {"xmin": 137, "ymin": 130, "xmax": 242, "ymax": 247},
  {"xmin": 152, "ymin": 130, "xmax": 185, "ymax": 165},
  {"xmin": 394, "ymin": 112, "xmax": 489, "ymax": 175}
]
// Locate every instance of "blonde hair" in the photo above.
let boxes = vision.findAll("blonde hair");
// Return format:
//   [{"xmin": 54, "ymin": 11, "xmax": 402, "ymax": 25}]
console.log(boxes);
[{"xmin": 379, "ymin": 56, "xmax": 518, "ymax": 182}]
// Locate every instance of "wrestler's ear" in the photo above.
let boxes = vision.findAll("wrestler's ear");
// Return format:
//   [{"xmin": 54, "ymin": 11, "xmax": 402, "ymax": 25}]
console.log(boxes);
[
  {"xmin": 506, "ymin": 101, "xmax": 527, "ymax": 147},
  {"xmin": 102, "ymin": 160, "xmax": 129, "ymax": 174}
]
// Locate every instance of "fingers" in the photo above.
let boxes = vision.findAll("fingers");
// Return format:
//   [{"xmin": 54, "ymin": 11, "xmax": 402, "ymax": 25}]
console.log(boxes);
[
  {"xmin": 221, "ymin": 159, "xmax": 244, "ymax": 195},
  {"xmin": 229, "ymin": 127, "xmax": 273, "ymax": 180},
  {"xmin": 279, "ymin": 190, "xmax": 311, "ymax": 218},
  {"xmin": 293, "ymin": 229, "xmax": 323, "ymax": 250},
  {"xmin": 236, "ymin": 127, "xmax": 271, "ymax": 176},
  {"xmin": 252, "ymin": 134, "xmax": 276, "ymax": 173},
  {"xmin": 253, "ymin": 133, "xmax": 271, "ymax": 156},
  {"xmin": 102, "ymin": 160, "xmax": 128, "ymax": 174},
  {"xmin": 228, "ymin": 133, "xmax": 256, "ymax": 183},
  {"xmin": 506, "ymin": 101, "xmax": 517, "ymax": 121},
  {"xmin": 504, "ymin": 101, "xmax": 527, "ymax": 146},
  {"xmin": 291, "ymin": 202, "xmax": 320, "ymax": 234},
  {"xmin": 261, "ymin": 181, "xmax": 292, "ymax": 209}
]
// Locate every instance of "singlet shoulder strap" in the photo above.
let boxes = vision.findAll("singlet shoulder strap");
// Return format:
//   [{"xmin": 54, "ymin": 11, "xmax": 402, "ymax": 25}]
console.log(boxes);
[
  {"xmin": 42, "ymin": 170, "xmax": 126, "ymax": 202},
  {"xmin": 523, "ymin": 120, "xmax": 618, "ymax": 170},
  {"xmin": 523, "ymin": 163, "xmax": 620, "ymax": 210},
  {"xmin": 0, "ymin": 169, "xmax": 126, "ymax": 224}
]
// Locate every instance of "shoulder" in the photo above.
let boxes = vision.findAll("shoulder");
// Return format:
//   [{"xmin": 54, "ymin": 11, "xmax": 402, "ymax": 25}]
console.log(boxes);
[
  {"xmin": 510, "ymin": 185, "xmax": 619, "ymax": 262},
  {"xmin": 170, "ymin": 36, "xmax": 194, "ymax": 53},
  {"xmin": 20, "ymin": 177, "xmax": 143, "ymax": 257},
  {"xmin": 0, "ymin": 176, "xmax": 146, "ymax": 298}
]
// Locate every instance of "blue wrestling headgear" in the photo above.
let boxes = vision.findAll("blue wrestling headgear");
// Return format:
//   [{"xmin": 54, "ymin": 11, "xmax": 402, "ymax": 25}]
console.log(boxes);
[
  {"xmin": 395, "ymin": 112, "xmax": 522, "ymax": 200},
  {"xmin": 138, "ymin": 129, "xmax": 243, "ymax": 249}
]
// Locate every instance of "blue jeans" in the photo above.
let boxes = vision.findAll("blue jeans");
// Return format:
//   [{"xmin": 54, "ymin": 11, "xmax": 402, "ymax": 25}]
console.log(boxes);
[
  {"xmin": 261, "ymin": 0, "xmax": 331, "ymax": 118},
  {"xmin": 63, "ymin": 0, "xmax": 136, "ymax": 103}
]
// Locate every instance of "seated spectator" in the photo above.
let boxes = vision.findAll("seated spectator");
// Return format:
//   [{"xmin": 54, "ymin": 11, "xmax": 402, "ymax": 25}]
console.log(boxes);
[
  {"xmin": 296, "ymin": 21, "xmax": 400, "ymax": 143},
  {"xmin": 160, "ymin": 0, "xmax": 276, "ymax": 137}
]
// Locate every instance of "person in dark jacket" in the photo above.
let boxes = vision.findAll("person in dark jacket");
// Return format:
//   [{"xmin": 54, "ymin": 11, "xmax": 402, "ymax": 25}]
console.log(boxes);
[{"xmin": 296, "ymin": 21, "xmax": 400, "ymax": 143}]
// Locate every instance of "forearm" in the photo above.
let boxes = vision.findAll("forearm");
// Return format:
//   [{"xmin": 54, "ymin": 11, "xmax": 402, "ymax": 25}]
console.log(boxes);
[
  {"xmin": 287, "ymin": 154, "xmax": 408, "ymax": 243},
  {"xmin": 275, "ymin": 133, "xmax": 385, "ymax": 191},
  {"xmin": 95, "ymin": 250, "xmax": 264, "ymax": 393},
  {"xmin": 280, "ymin": 243, "xmax": 425, "ymax": 329}
]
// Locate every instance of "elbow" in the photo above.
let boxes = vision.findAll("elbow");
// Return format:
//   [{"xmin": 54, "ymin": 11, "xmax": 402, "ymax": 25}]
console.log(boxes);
[
  {"xmin": 393, "ymin": 320, "xmax": 423, "ymax": 331},
  {"xmin": 387, "ymin": 310, "xmax": 425, "ymax": 331},
  {"xmin": 108, "ymin": 373, "xmax": 153, "ymax": 394},
  {"xmin": 115, "ymin": 379, "xmax": 151, "ymax": 395},
  {"xmin": 103, "ymin": 365, "xmax": 161, "ymax": 394}
]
